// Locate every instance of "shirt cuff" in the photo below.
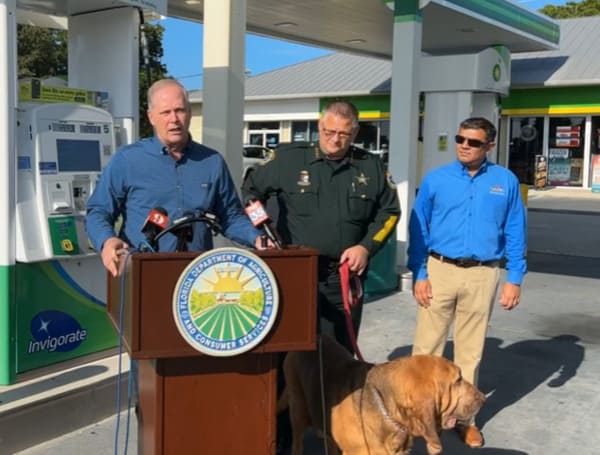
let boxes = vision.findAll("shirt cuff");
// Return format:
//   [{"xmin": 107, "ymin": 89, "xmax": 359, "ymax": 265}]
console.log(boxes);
[{"xmin": 506, "ymin": 270, "xmax": 524, "ymax": 286}]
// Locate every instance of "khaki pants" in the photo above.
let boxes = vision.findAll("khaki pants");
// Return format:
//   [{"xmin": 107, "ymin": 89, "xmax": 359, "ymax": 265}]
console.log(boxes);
[{"xmin": 412, "ymin": 256, "xmax": 500, "ymax": 391}]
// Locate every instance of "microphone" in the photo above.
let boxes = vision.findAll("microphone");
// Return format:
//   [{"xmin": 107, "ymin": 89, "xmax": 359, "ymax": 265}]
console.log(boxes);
[
  {"xmin": 140, "ymin": 207, "xmax": 169, "ymax": 252},
  {"xmin": 196, "ymin": 210, "xmax": 222, "ymax": 236},
  {"xmin": 166, "ymin": 211, "xmax": 196, "ymax": 252},
  {"xmin": 244, "ymin": 199, "xmax": 283, "ymax": 249},
  {"xmin": 153, "ymin": 210, "xmax": 223, "ymax": 250}
]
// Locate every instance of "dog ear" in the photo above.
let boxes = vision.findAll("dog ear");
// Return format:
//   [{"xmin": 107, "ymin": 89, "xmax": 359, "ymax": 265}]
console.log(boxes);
[
  {"xmin": 436, "ymin": 362, "xmax": 462, "ymax": 418},
  {"xmin": 376, "ymin": 366, "xmax": 438, "ymax": 437}
]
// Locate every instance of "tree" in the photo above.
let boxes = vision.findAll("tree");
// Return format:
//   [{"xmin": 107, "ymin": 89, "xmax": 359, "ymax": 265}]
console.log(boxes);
[
  {"xmin": 139, "ymin": 22, "xmax": 169, "ymax": 137},
  {"xmin": 540, "ymin": 0, "xmax": 600, "ymax": 18},
  {"xmin": 17, "ymin": 25, "xmax": 67, "ymax": 78},
  {"xmin": 16, "ymin": 22, "xmax": 168, "ymax": 138}
]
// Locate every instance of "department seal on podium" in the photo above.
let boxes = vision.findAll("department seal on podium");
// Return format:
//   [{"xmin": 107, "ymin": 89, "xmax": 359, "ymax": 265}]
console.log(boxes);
[{"xmin": 172, "ymin": 247, "xmax": 279, "ymax": 356}]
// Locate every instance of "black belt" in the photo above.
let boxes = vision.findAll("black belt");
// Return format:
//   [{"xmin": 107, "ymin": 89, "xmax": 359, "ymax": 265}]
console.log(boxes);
[{"xmin": 430, "ymin": 252, "xmax": 497, "ymax": 268}]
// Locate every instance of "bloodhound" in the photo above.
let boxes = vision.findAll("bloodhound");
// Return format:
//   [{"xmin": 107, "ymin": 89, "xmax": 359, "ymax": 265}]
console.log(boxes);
[{"xmin": 279, "ymin": 334, "xmax": 485, "ymax": 455}]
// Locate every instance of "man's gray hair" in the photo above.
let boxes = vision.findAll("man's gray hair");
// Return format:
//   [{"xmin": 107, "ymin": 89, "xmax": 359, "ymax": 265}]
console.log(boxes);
[
  {"xmin": 322, "ymin": 100, "xmax": 359, "ymax": 129},
  {"xmin": 147, "ymin": 78, "xmax": 190, "ymax": 111}
]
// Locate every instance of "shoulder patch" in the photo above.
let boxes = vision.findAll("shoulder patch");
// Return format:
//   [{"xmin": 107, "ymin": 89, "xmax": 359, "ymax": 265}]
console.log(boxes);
[
  {"xmin": 263, "ymin": 149, "xmax": 275, "ymax": 164},
  {"xmin": 386, "ymin": 170, "xmax": 396, "ymax": 189}
]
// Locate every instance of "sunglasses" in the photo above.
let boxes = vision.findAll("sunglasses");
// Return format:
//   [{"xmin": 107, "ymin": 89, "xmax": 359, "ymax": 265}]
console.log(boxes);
[{"xmin": 455, "ymin": 134, "xmax": 488, "ymax": 148}]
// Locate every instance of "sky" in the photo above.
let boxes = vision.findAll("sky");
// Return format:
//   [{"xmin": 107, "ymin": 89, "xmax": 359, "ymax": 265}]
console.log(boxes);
[{"xmin": 160, "ymin": 0, "xmax": 570, "ymax": 90}]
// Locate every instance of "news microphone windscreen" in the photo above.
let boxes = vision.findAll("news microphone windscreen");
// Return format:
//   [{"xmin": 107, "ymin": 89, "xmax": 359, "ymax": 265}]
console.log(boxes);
[
  {"xmin": 244, "ymin": 200, "xmax": 270, "ymax": 227},
  {"xmin": 147, "ymin": 207, "xmax": 169, "ymax": 229}
]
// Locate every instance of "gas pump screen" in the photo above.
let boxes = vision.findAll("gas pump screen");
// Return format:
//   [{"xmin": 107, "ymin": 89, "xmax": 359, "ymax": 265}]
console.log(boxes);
[{"xmin": 56, "ymin": 139, "xmax": 102, "ymax": 172}]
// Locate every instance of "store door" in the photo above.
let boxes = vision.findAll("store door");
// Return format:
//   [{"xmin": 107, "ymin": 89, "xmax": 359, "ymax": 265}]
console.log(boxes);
[{"xmin": 508, "ymin": 117, "xmax": 544, "ymax": 184}]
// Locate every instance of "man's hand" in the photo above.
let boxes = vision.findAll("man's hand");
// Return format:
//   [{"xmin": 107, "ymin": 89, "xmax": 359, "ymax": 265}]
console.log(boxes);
[
  {"xmin": 254, "ymin": 235, "xmax": 277, "ymax": 250},
  {"xmin": 340, "ymin": 245, "xmax": 369, "ymax": 275},
  {"xmin": 413, "ymin": 279, "xmax": 433, "ymax": 308},
  {"xmin": 499, "ymin": 282, "xmax": 521, "ymax": 310},
  {"xmin": 101, "ymin": 237, "xmax": 129, "ymax": 277}
]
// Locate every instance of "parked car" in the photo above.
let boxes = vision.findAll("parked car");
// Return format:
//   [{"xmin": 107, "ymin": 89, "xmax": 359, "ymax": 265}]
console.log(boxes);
[
  {"xmin": 366, "ymin": 145, "xmax": 389, "ymax": 165},
  {"xmin": 243, "ymin": 145, "xmax": 274, "ymax": 179}
]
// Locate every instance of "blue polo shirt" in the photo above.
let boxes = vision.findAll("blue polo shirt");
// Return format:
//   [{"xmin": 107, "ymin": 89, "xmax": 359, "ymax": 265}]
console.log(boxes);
[
  {"xmin": 408, "ymin": 159, "xmax": 527, "ymax": 285},
  {"xmin": 86, "ymin": 136, "xmax": 259, "ymax": 253}
]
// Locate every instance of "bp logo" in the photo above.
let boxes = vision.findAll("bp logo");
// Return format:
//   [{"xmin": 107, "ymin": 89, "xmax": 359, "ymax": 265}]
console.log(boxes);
[
  {"xmin": 172, "ymin": 247, "xmax": 279, "ymax": 356},
  {"xmin": 492, "ymin": 63, "xmax": 502, "ymax": 82}
]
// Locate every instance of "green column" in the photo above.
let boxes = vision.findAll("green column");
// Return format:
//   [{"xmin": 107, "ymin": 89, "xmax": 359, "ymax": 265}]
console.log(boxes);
[{"xmin": 0, "ymin": 265, "xmax": 15, "ymax": 384}]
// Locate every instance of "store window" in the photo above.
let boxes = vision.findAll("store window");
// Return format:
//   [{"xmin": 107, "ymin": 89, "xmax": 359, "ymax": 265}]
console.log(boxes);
[
  {"xmin": 291, "ymin": 121, "xmax": 318, "ymax": 142},
  {"xmin": 247, "ymin": 121, "xmax": 280, "ymax": 148},
  {"xmin": 508, "ymin": 117, "xmax": 544, "ymax": 184},
  {"xmin": 354, "ymin": 121, "xmax": 389, "ymax": 152},
  {"xmin": 548, "ymin": 117, "xmax": 585, "ymax": 187}
]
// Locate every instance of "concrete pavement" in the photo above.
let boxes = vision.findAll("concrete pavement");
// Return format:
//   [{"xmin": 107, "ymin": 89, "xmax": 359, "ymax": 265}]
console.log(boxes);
[{"xmin": 7, "ymin": 187, "xmax": 600, "ymax": 454}]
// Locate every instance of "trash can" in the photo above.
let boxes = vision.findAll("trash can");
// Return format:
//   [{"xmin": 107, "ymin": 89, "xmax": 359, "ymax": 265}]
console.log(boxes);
[
  {"xmin": 363, "ymin": 233, "xmax": 398, "ymax": 300},
  {"xmin": 520, "ymin": 184, "xmax": 528, "ymax": 206}
]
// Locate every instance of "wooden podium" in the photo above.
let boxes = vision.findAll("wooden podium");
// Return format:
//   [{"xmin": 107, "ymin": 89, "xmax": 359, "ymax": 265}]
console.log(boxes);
[{"xmin": 107, "ymin": 247, "xmax": 318, "ymax": 455}]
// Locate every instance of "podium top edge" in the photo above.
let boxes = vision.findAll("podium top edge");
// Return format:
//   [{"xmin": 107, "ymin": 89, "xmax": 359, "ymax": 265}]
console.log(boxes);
[{"xmin": 128, "ymin": 246, "xmax": 320, "ymax": 261}]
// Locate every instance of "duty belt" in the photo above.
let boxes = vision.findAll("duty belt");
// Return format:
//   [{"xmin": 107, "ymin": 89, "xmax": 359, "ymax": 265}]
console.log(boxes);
[{"xmin": 430, "ymin": 251, "xmax": 498, "ymax": 268}]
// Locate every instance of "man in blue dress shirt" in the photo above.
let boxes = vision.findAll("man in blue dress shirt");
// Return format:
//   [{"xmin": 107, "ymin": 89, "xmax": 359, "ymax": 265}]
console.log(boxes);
[
  {"xmin": 407, "ymin": 117, "xmax": 527, "ymax": 448},
  {"xmin": 86, "ymin": 78, "xmax": 263, "ymax": 276}
]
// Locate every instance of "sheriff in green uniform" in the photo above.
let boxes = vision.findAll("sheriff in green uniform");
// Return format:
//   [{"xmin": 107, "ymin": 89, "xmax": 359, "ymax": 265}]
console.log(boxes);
[{"xmin": 242, "ymin": 100, "xmax": 400, "ymax": 352}]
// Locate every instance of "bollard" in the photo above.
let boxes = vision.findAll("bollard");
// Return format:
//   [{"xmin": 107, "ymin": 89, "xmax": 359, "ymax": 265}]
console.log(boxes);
[{"xmin": 520, "ymin": 184, "xmax": 529, "ymax": 207}]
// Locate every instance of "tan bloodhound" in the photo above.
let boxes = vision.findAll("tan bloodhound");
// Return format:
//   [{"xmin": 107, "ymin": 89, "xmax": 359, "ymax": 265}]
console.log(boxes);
[{"xmin": 279, "ymin": 335, "xmax": 485, "ymax": 455}]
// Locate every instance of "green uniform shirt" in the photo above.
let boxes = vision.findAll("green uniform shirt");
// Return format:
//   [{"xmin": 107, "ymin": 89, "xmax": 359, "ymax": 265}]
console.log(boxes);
[{"xmin": 242, "ymin": 142, "xmax": 400, "ymax": 260}]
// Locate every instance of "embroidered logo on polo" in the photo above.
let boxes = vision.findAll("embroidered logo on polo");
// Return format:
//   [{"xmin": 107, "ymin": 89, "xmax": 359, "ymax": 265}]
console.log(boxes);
[
  {"xmin": 172, "ymin": 247, "xmax": 279, "ymax": 356},
  {"xmin": 489, "ymin": 185, "xmax": 506, "ymax": 195}
]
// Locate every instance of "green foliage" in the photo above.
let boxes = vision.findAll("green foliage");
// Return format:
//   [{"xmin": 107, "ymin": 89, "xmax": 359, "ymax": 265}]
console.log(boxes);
[
  {"xmin": 240, "ymin": 289, "xmax": 265, "ymax": 313},
  {"xmin": 190, "ymin": 289, "xmax": 216, "ymax": 315},
  {"xmin": 540, "ymin": 0, "xmax": 600, "ymax": 18},
  {"xmin": 17, "ymin": 22, "xmax": 169, "ymax": 139},
  {"xmin": 139, "ymin": 22, "xmax": 169, "ymax": 138},
  {"xmin": 17, "ymin": 25, "xmax": 67, "ymax": 78}
]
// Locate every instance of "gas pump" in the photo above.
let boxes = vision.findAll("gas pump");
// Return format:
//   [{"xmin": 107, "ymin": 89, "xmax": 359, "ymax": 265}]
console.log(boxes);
[
  {"xmin": 16, "ymin": 102, "xmax": 114, "ymax": 262},
  {"xmin": 13, "ymin": 99, "xmax": 118, "ymax": 374}
]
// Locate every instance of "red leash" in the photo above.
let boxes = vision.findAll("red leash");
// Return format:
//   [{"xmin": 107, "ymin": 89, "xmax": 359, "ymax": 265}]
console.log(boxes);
[{"xmin": 339, "ymin": 261, "xmax": 365, "ymax": 361}]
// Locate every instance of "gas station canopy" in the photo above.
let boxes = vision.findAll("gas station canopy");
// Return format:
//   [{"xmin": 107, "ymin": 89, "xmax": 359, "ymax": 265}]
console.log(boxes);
[{"xmin": 17, "ymin": 0, "xmax": 559, "ymax": 56}]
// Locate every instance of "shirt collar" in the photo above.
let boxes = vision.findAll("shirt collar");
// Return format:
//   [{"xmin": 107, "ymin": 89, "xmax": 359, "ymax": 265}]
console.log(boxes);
[
  {"xmin": 153, "ymin": 135, "xmax": 192, "ymax": 156},
  {"xmin": 310, "ymin": 144, "xmax": 355, "ymax": 166},
  {"xmin": 453, "ymin": 158, "xmax": 489, "ymax": 176}
]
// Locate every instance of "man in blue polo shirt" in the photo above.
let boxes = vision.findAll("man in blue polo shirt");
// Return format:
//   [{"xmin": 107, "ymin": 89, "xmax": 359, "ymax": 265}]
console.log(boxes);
[
  {"xmin": 86, "ymin": 78, "xmax": 262, "ymax": 276},
  {"xmin": 407, "ymin": 116, "xmax": 527, "ymax": 448}
]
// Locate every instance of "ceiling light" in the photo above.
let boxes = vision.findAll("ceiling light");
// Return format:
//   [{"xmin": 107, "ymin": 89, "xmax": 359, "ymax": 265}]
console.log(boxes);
[
  {"xmin": 184, "ymin": 0, "xmax": 202, "ymax": 4},
  {"xmin": 274, "ymin": 21, "xmax": 298, "ymax": 27},
  {"xmin": 345, "ymin": 39, "xmax": 366, "ymax": 44}
]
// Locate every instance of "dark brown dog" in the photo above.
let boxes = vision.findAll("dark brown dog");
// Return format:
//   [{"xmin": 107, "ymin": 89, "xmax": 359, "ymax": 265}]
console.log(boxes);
[{"xmin": 279, "ymin": 335, "xmax": 485, "ymax": 455}]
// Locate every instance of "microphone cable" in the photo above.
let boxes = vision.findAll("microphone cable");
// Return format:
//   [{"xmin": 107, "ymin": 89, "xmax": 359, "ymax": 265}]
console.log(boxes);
[
  {"xmin": 113, "ymin": 248, "xmax": 138, "ymax": 455},
  {"xmin": 137, "ymin": 239, "xmax": 157, "ymax": 253},
  {"xmin": 317, "ymin": 334, "xmax": 330, "ymax": 455}
]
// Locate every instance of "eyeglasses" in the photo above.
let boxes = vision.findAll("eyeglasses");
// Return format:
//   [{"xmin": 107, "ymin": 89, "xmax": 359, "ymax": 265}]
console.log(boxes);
[
  {"xmin": 320, "ymin": 128, "xmax": 353, "ymax": 140},
  {"xmin": 455, "ymin": 134, "xmax": 488, "ymax": 148}
]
